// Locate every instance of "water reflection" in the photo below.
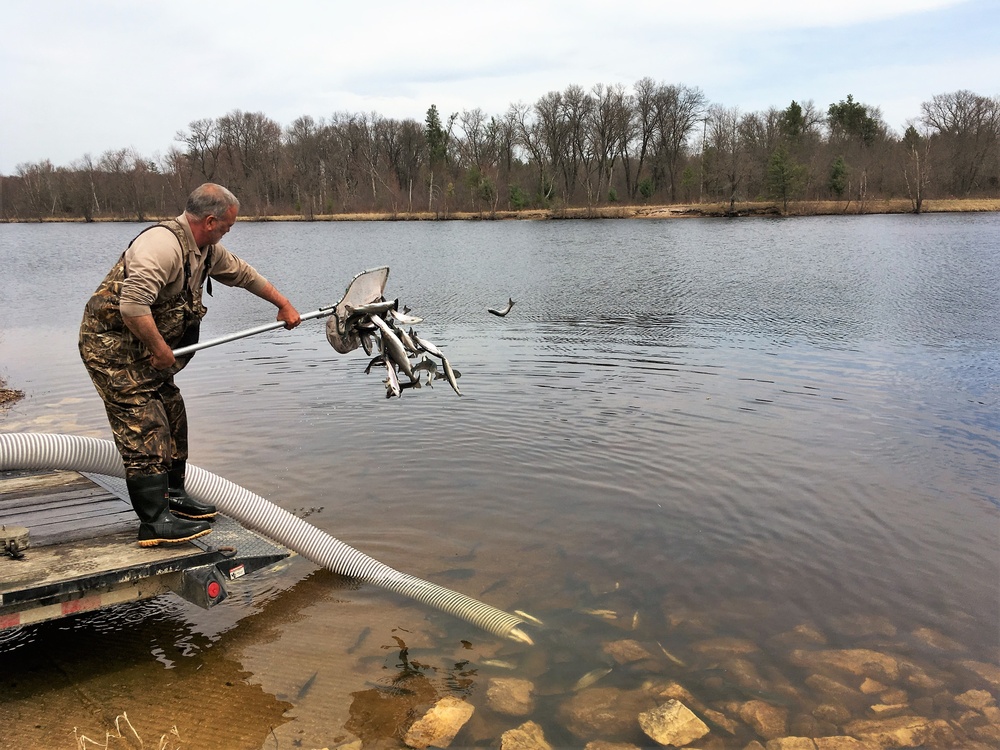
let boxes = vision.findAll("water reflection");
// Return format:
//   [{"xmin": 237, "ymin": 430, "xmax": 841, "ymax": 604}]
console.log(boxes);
[{"xmin": 2, "ymin": 215, "xmax": 998, "ymax": 746}]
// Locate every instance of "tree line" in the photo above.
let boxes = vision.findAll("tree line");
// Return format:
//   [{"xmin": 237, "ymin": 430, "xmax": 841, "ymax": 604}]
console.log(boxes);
[{"xmin": 2, "ymin": 81, "xmax": 998, "ymax": 221}]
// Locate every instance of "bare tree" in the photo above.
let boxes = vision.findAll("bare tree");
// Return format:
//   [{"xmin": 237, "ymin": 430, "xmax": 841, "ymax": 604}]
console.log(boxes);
[
  {"xmin": 650, "ymin": 83, "xmax": 708, "ymax": 202},
  {"xmin": 921, "ymin": 90, "xmax": 1000, "ymax": 196},
  {"xmin": 704, "ymin": 105, "xmax": 746, "ymax": 212},
  {"xmin": 901, "ymin": 123, "xmax": 932, "ymax": 213}
]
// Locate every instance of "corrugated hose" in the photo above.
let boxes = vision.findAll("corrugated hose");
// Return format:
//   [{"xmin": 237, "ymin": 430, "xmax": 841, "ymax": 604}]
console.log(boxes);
[{"xmin": 0, "ymin": 432, "xmax": 533, "ymax": 644}]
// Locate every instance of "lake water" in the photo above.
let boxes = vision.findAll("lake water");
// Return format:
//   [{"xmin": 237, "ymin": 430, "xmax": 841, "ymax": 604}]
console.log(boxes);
[{"xmin": 1, "ymin": 215, "xmax": 998, "ymax": 748}]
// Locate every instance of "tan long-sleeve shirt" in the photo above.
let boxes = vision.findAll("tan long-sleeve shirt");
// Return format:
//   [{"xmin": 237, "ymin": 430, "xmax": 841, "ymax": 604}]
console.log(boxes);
[{"xmin": 119, "ymin": 213, "xmax": 268, "ymax": 318}]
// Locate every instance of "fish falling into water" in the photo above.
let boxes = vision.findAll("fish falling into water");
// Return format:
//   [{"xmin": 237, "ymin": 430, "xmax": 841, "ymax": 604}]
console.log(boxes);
[
  {"xmin": 345, "ymin": 299, "xmax": 462, "ymax": 399},
  {"xmin": 488, "ymin": 297, "xmax": 516, "ymax": 317}
]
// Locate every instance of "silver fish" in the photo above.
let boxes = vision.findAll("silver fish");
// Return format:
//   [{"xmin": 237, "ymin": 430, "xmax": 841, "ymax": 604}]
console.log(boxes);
[
  {"xmin": 360, "ymin": 330, "xmax": 374, "ymax": 356},
  {"xmin": 389, "ymin": 308, "xmax": 423, "ymax": 325},
  {"xmin": 411, "ymin": 330, "xmax": 445, "ymax": 359},
  {"xmin": 346, "ymin": 298, "xmax": 398, "ymax": 317},
  {"xmin": 384, "ymin": 359, "xmax": 401, "ymax": 398},
  {"xmin": 656, "ymin": 641, "xmax": 687, "ymax": 667},
  {"xmin": 573, "ymin": 666, "xmax": 612, "ymax": 691},
  {"xmin": 412, "ymin": 355, "xmax": 438, "ymax": 375},
  {"xmin": 514, "ymin": 609, "xmax": 544, "ymax": 626},
  {"xmin": 364, "ymin": 354, "xmax": 385, "ymax": 375},
  {"xmin": 395, "ymin": 325, "xmax": 421, "ymax": 355},
  {"xmin": 488, "ymin": 297, "xmax": 515, "ymax": 317},
  {"xmin": 370, "ymin": 314, "xmax": 415, "ymax": 380},
  {"xmin": 480, "ymin": 658, "xmax": 517, "ymax": 670},
  {"xmin": 441, "ymin": 357, "xmax": 462, "ymax": 396}
]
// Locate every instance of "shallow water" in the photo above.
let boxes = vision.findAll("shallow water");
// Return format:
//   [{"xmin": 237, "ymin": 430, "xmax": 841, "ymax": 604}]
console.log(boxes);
[{"xmin": 1, "ymin": 215, "xmax": 998, "ymax": 748}]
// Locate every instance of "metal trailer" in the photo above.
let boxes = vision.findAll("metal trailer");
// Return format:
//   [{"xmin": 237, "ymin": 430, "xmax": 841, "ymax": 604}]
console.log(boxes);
[{"xmin": 1, "ymin": 469, "xmax": 290, "ymax": 630}]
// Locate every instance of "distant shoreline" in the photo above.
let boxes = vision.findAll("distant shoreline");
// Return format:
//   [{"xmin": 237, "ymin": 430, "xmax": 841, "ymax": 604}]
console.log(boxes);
[{"xmin": 4, "ymin": 198, "xmax": 998, "ymax": 224}]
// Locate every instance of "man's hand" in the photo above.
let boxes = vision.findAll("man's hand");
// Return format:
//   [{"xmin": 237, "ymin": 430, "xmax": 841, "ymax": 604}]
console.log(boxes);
[
  {"xmin": 256, "ymin": 282, "xmax": 301, "ymax": 330},
  {"xmin": 123, "ymin": 314, "xmax": 176, "ymax": 370},
  {"xmin": 277, "ymin": 301, "xmax": 301, "ymax": 330}
]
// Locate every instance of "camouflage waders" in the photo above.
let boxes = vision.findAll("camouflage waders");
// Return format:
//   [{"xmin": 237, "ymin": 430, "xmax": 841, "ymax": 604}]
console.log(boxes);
[{"xmin": 79, "ymin": 220, "xmax": 210, "ymax": 479}]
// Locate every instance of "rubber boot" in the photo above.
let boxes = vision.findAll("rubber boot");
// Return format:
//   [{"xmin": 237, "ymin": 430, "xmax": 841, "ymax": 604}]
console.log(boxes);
[
  {"xmin": 127, "ymin": 473, "xmax": 212, "ymax": 547},
  {"xmin": 167, "ymin": 460, "xmax": 217, "ymax": 520}
]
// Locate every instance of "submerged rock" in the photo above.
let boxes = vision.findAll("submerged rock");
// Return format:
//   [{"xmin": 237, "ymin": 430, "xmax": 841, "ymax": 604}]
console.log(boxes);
[
  {"xmin": 603, "ymin": 639, "xmax": 654, "ymax": 664},
  {"xmin": 911, "ymin": 626, "xmax": 965, "ymax": 652},
  {"xmin": 690, "ymin": 636, "xmax": 760, "ymax": 658},
  {"xmin": 959, "ymin": 660, "xmax": 1000, "ymax": 690},
  {"xmin": 558, "ymin": 687, "xmax": 657, "ymax": 739},
  {"xmin": 812, "ymin": 738, "xmax": 876, "ymax": 749},
  {"xmin": 761, "ymin": 739, "xmax": 816, "ymax": 749},
  {"xmin": 769, "ymin": 623, "xmax": 829, "ymax": 649},
  {"xmin": 806, "ymin": 674, "xmax": 864, "ymax": 704},
  {"xmin": 867, "ymin": 702, "xmax": 908, "ymax": 719},
  {"xmin": 739, "ymin": 700, "xmax": 789, "ymax": 740},
  {"xmin": 829, "ymin": 614, "xmax": 897, "ymax": 639},
  {"xmin": 637, "ymin": 699, "xmax": 710, "ymax": 747},
  {"xmin": 487, "ymin": 677, "xmax": 535, "ymax": 717},
  {"xmin": 844, "ymin": 714, "xmax": 956, "ymax": 748},
  {"xmin": 499, "ymin": 720, "xmax": 552, "ymax": 750},
  {"xmin": 955, "ymin": 689, "xmax": 996, "ymax": 711},
  {"xmin": 402, "ymin": 696, "xmax": 474, "ymax": 749},
  {"xmin": 790, "ymin": 649, "xmax": 900, "ymax": 683}
]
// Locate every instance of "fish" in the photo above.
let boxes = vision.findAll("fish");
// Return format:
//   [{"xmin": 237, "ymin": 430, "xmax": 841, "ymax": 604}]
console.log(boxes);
[
  {"xmin": 364, "ymin": 354, "xmax": 385, "ymax": 375},
  {"xmin": 347, "ymin": 626, "xmax": 372, "ymax": 654},
  {"xmin": 346, "ymin": 298, "xmax": 398, "ymax": 317},
  {"xmin": 389, "ymin": 308, "xmax": 423, "ymax": 325},
  {"xmin": 369, "ymin": 314, "xmax": 415, "ymax": 380},
  {"xmin": 412, "ymin": 355, "xmax": 438, "ymax": 375},
  {"xmin": 481, "ymin": 658, "xmax": 517, "ymax": 670},
  {"xmin": 359, "ymin": 330, "xmax": 374, "ymax": 356},
  {"xmin": 384, "ymin": 359, "xmax": 401, "ymax": 398},
  {"xmin": 514, "ymin": 609, "xmax": 544, "ymax": 626},
  {"xmin": 295, "ymin": 671, "xmax": 318, "ymax": 700},
  {"xmin": 394, "ymin": 325, "xmax": 421, "ymax": 355},
  {"xmin": 573, "ymin": 666, "xmax": 612, "ymax": 691},
  {"xmin": 507, "ymin": 627, "xmax": 534, "ymax": 646},
  {"xmin": 488, "ymin": 297, "xmax": 516, "ymax": 317},
  {"xmin": 581, "ymin": 608, "xmax": 618, "ymax": 620},
  {"xmin": 410, "ymin": 330, "xmax": 445, "ymax": 359},
  {"xmin": 656, "ymin": 641, "xmax": 687, "ymax": 667},
  {"xmin": 441, "ymin": 357, "xmax": 462, "ymax": 396}
]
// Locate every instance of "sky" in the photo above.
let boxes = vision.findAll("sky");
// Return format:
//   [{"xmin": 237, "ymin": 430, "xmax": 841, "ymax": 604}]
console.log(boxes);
[{"xmin": 1, "ymin": 0, "xmax": 998, "ymax": 175}]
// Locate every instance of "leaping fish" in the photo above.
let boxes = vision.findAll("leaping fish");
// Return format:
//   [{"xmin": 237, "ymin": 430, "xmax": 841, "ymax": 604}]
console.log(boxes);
[
  {"xmin": 411, "ymin": 330, "xmax": 445, "ymax": 359},
  {"xmin": 389, "ymin": 308, "xmax": 423, "ymax": 325},
  {"xmin": 384, "ymin": 358, "xmax": 401, "ymax": 398},
  {"xmin": 412, "ymin": 354, "xmax": 438, "ymax": 375},
  {"xmin": 441, "ymin": 357, "xmax": 462, "ymax": 396},
  {"xmin": 488, "ymin": 297, "xmax": 515, "ymax": 317},
  {"xmin": 394, "ymin": 325, "xmax": 421, "ymax": 355}
]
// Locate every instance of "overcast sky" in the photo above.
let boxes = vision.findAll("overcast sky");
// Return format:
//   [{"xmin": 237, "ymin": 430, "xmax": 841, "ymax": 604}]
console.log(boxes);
[{"xmin": 1, "ymin": 0, "xmax": 997, "ymax": 175}]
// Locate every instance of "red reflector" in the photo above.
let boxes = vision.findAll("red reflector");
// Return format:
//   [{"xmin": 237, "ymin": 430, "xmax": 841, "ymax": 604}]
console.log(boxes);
[{"xmin": 207, "ymin": 581, "xmax": 222, "ymax": 599}]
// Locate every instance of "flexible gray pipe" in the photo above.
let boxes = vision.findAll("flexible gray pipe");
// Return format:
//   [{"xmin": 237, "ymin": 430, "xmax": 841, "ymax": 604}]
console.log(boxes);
[{"xmin": 0, "ymin": 432, "xmax": 532, "ymax": 644}]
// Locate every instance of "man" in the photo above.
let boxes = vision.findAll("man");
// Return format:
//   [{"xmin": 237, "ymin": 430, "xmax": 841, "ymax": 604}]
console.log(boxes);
[{"xmin": 80, "ymin": 183, "xmax": 301, "ymax": 547}]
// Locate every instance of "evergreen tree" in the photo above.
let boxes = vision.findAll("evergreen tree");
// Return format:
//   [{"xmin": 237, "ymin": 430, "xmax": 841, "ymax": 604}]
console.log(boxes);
[
  {"xmin": 828, "ymin": 155, "xmax": 848, "ymax": 199},
  {"xmin": 767, "ymin": 145, "xmax": 804, "ymax": 213}
]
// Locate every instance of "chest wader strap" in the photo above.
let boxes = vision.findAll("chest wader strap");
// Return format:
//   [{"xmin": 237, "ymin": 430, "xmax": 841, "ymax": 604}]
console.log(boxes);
[{"xmin": 123, "ymin": 221, "xmax": 214, "ymax": 297}]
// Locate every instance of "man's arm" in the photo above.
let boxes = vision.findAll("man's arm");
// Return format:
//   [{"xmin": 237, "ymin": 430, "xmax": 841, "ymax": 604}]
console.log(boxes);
[
  {"xmin": 123, "ymin": 314, "xmax": 176, "ymax": 370},
  {"xmin": 253, "ymin": 281, "xmax": 302, "ymax": 329}
]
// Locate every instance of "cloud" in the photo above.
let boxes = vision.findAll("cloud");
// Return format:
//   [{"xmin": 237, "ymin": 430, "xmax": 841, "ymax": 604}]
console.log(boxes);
[{"xmin": 0, "ymin": 0, "xmax": 992, "ymax": 172}]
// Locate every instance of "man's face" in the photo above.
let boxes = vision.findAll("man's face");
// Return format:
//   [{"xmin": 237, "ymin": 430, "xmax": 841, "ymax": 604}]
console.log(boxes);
[{"xmin": 205, "ymin": 205, "xmax": 238, "ymax": 245}]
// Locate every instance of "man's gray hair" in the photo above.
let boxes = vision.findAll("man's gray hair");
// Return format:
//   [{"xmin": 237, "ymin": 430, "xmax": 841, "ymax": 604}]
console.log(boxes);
[{"xmin": 186, "ymin": 183, "xmax": 240, "ymax": 219}]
